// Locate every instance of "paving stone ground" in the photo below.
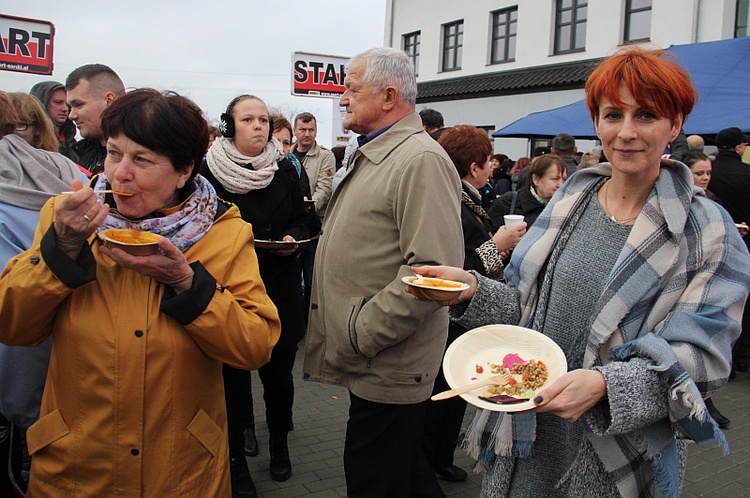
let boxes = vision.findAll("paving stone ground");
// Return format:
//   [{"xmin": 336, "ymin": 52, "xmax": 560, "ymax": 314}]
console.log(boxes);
[{"xmin": 243, "ymin": 354, "xmax": 750, "ymax": 497}]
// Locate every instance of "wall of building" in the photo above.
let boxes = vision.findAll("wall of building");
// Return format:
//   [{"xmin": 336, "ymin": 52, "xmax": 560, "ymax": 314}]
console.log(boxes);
[
  {"xmin": 386, "ymin": 0, "xmax": 738, "ymax": 156},
  {"xmin": 388, "ymin": 0, "xmax": 732, "ymax": 81}
]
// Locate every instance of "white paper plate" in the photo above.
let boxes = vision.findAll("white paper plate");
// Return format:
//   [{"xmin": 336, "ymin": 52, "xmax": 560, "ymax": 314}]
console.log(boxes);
[
  {"xmin": 401, "ymin": 275, "xmax": 469, "ymax": 292},
  {"xmin": 443, "ymin": 324, "xmax": 567, "ymax": 412}
]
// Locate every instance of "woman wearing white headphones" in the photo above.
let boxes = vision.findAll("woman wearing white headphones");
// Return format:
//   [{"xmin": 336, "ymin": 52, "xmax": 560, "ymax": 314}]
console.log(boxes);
[{"xmin": 202, "ymin": 95, "xmax": 312, "ymax": 498}]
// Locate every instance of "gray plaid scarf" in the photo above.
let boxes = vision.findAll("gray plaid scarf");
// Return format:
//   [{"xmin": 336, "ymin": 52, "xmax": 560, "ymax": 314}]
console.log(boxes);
[{"xmin": 467, "ymin": 161, "xmax": 749, "ymax": 498}]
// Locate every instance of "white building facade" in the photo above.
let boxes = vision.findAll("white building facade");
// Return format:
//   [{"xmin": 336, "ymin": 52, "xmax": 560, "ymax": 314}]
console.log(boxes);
[{"xmin": 385, "ymin": 0, "xmax": 749, "ymax": 159}]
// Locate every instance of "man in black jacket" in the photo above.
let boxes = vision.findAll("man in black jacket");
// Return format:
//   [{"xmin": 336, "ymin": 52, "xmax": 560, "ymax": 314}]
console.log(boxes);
[
  {"xmin": 65, "ymin": 64, "xmax": 124, "ymax": 174},
  {"xmin": 708, "ymin": 126, "xmax": 750, "ymax": 377}
]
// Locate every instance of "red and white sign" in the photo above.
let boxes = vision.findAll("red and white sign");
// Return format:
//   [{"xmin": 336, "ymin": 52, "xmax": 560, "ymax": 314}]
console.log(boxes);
[
  {"xmin": 292, "ymin": 52, "xmax": 348, "ymax": 98},
  {"xmin": 0, "ymin": 14, "xmax": 55, "ymax": 75}
]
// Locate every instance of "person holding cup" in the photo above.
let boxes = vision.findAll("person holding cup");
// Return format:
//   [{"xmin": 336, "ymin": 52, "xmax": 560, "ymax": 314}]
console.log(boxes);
[
  {"xmin": 488, "ymin": 154, "xmax": 567, "ymax": 231},
  {"xmin": 423, "ymin": 125, "xmax": 526, "ymax": 482}
]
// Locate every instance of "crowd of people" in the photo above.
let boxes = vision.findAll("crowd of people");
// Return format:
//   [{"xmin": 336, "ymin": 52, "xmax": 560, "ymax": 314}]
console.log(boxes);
[{"xmin": 0, "ymin": 44, "xmax": 748, "ymax": 498}]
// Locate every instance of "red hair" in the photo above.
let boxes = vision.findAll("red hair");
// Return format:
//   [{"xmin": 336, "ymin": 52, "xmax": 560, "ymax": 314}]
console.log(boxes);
[
  {"xmin": 438, "ymin": 125, "xmax": 492, "ymax": 178},
  {"xmin": 585, "ymin": 46, "xmax": 696, "ymax": 122}
]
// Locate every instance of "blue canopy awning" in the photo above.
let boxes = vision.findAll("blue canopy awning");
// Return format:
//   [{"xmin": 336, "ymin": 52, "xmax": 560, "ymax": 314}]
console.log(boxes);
[{"xmin": 493, "ymin": 37, "xmax": 750, "ymax": 139}]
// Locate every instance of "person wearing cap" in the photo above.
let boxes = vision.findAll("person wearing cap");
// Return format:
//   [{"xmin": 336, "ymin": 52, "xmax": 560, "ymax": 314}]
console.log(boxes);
[
  {"xmin": 709, "ymin": 126, "xmax": 750, "ymax": 376},
  {"xmin": 29, "ymin": 81, "xmax": 80, "ymax": 163}
]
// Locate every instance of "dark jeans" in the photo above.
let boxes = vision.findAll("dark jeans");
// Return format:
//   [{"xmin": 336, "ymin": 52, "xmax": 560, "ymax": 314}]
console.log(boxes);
[
  {"xmin": 344, "ymin": 392, "xmax": 445, "ymax": 498},
  {"xmin": 223, "ymin": 345, "xmax": 298, "ymax": 457}
]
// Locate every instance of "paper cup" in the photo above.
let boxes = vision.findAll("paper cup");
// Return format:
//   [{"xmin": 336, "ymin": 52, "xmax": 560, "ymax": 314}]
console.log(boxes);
[{"xmin": 504, "ymin": 214, "xmax": 525, "ymax": 227}]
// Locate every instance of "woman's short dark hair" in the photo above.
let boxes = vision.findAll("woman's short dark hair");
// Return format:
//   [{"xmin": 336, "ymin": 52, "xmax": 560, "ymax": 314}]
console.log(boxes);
[
  {"xmin": 528, "ymin": 154, "xmax": 566, "ymax": 188},
  {"xmin": 437, "ymin": 125, "xmax": 492, "ymax": 178},
  {"xmin": 683, "ymin": 151, "xmax": 710, "ymax": 169},
  {"xmin": 101, "ymin": 89, "xmax": 208, "ymax": 183}
]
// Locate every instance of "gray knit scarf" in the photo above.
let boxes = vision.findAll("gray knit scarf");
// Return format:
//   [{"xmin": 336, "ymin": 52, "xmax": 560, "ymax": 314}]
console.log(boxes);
[
  {"xmin": 0, "ymin": 135, "xmax": 82, "ymax": 210},
  {"xmin": 205, "ymin": 136, "xmax": 282, "ymax": 194}
]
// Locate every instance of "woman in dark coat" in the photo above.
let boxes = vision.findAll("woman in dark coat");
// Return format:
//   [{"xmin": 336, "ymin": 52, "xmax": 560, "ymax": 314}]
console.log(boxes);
[
  {"xmin": 202, "ymin": 94, "xmax": 311, "ymax": 497},
  {"xmin": 423, "ymin": 126, "xmax": 526, "ymax": 482},
  {"xmin": 488, "ymin": 154, "xmax": 567, "ymax": 231}
]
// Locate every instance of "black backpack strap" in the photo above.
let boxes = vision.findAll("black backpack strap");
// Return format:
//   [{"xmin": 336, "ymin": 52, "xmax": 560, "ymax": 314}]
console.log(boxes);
[{"xmin": 509, "ymin": 190, "xmax": 519, "ymax": 215}]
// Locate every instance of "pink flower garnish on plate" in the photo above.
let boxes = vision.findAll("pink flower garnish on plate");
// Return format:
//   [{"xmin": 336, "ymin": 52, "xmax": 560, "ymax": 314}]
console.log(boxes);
[{"xmin": 503, "ymin": 353, "xmax": 525, "ymax": 370}]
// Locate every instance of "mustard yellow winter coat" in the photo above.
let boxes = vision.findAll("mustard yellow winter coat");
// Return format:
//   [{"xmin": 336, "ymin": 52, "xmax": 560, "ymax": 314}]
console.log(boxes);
[{"xmin": 0, "ymin": 196, "xmax": 280, "ymax": 497}]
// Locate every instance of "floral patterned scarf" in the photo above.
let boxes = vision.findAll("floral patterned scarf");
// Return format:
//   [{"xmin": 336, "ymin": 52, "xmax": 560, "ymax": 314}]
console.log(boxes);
[{"xmin": 94, "ymin": 172, "xmax": 218, "ymax": 252}]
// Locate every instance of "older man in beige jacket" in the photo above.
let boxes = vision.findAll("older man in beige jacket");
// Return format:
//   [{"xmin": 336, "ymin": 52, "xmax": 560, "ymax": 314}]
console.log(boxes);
[{"xmin": 303, "ymin": 47, "xmax": 463, "ymax": 498}]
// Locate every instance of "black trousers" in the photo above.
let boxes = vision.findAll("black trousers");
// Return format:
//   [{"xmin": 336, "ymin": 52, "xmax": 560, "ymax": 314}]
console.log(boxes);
[
  {"xmin": 423, "ymin": 324, "xmax": 468, "ymax": 470},
  {"xmin": 344, "ymin": 392, "xmax": 445, "ymax": 498},
  {"xmin": 223, "ymin": 344, "xmax": 298, "ymax": 457},
  {"xmin": 422, "ymin": 361, "xmax": 467, "ymax": 469}
]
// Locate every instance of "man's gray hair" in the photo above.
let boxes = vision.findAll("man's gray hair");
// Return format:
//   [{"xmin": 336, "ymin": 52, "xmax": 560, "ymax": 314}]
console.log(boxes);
[{"xmin": 347, "ymin": 47, "xmax": 417, "ymax": 107}]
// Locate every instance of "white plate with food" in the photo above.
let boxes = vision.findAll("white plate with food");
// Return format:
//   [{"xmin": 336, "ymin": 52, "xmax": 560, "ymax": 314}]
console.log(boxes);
[
  {"xmin": 402, "ymin": 274, "xmax": 469, "ymax": 291},
  {"xmin": 441, "ymin": 324, "xmax": 567, "ymax": 412}
]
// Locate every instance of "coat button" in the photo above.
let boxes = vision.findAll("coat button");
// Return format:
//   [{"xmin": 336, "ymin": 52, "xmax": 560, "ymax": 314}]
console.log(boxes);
[
  {"xmin": 134, "ymin": 330, "xmax": 143, "ymax": 338},
  {"xmin": 29, "ymin": 256, "xmax": 40, "ymax": 265},
  {"xmin": 131, "ymin": 448, "xmax": 139, "ymax": 456},
  {"xmin": 264, "ymin": 224, "xmax": 272, "ymax": 232}
]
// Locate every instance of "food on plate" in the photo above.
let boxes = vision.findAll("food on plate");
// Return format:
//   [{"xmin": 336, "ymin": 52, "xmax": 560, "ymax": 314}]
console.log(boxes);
[
  {"xmin": 478, "ymin": 353, "xmax": 549, "ymax": 400},
  {"xmin": 411, "ymin": 275, "xmax": 464, "ymax": 289},
  {"xmin": 479, "ymin": 394, "xmax": 529, "ymax": 405}
]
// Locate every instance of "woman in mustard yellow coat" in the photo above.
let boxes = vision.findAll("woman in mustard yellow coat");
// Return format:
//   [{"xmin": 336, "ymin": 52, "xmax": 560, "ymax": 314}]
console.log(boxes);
[{"xmin": 0, "ymin": 89, "xmax": 280, "ymax": 497}]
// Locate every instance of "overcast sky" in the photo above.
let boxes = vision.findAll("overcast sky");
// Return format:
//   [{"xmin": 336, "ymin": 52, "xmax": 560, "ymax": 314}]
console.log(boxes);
[{"xmin": 1, "ymin": 1, "xmax": 387, "ymax": 147}]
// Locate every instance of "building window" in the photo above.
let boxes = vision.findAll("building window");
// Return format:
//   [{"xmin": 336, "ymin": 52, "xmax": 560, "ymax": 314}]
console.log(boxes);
[
  {"xmin": 402, "ymin": 31, "xmax": 421, "ymax": 75},
  {"xmin": 554, "ymin": 0, "xmax": 587, "ymax": 54},
  {"xmin": 624, "ymin": 0, "xmax": 652, "ymax": 42},
  {"xmin": 491, "ymin": 7, "xmax": 518, "ymax": 63},
  {"xmin": 442, "ymin": 20, "xmax": 463, "ymax": 71},
  {"xmin": 737, "ymin": 0, "xmax": 750, "ymax": 37}
]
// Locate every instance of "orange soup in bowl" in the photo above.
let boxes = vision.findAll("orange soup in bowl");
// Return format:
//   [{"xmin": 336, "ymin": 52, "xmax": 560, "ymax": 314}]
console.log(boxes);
[{"xmin": 101, "ymin": 229, "xmax": 160, "ymax": 256}]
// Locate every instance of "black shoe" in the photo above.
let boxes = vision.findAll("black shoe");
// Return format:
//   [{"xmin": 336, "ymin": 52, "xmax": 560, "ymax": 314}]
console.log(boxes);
[
  {"xmin": 435, "ymin": 464, "xmax": 468, "ymax": 482},
  {"xmin": 230, "ymin": 457, "xmax": 257, "ymax": 498},
  {"xmin": 705, "ymin": 397, "xmax": 730, "ymax": 429},
  {"xmin": 243, "ymin": 427, "xmax": 259, "ymax": 457},
  {"xmin": 269, "ymin": 434, "xmax": 292, "ymax": 482}
]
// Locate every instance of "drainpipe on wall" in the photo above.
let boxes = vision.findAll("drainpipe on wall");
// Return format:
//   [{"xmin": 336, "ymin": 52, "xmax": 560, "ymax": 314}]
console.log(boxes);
[
  {"xmin": 692, "ymin": 0, "xmax": 701, "ymax": 42},
  {"xmin": 385, "ymin": 0, "xmax": 395, "ymax": 47}
]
